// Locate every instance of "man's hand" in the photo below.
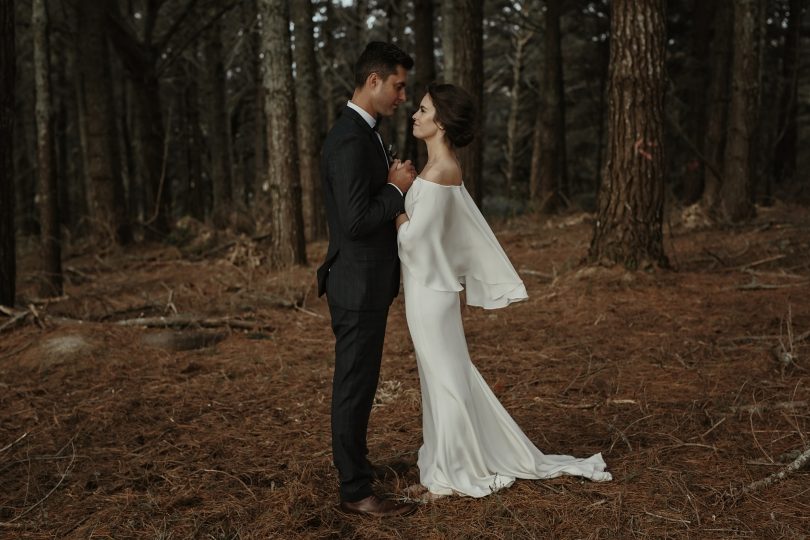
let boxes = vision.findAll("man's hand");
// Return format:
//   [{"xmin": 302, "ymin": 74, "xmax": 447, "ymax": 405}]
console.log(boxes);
[
  {"xmin": 388, "ymin": 159, "xmax": 416, "ymax": 194},
  {"xmin": 395, "ymin": 211, "xmax": 409, "ymax": 230}
]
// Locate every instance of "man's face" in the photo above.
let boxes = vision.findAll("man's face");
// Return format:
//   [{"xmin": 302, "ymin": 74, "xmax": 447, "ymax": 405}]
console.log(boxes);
[{"xmin": 370, "ymin": 65, "xmax": 408, "ymax": 117}]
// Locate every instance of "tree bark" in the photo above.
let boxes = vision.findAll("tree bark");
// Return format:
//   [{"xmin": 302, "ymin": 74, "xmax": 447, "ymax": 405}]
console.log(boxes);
[
  {"xmin": 292, "ymin": 0, "xmax": 326, "ymax": 241},
  {"xmin": 532, "ymin": 0, "xmax": 567, "ymax": 212},
  {"xmin": 504, "ymin": 30, "xmax": 530, "ymax": 199},
  {"xmin": 252, "ymin": 3, "xmax": 266, "ymax": 204},
  {"xmin": 77, "ymin": 1, "xmax": 132, "ymax": 245},
  {"xmin": 588, "ymin": 0, "xmax": 668, "ymax": 270},
  {"xmin": 321, "ymin": 0, "xmax": 337, "ymax": 133},
  {"xmin": 452, "ymin": 0, "xmax": 484, "ymax": 207},
  {"xmin": 441, "ymin": 0, "xmax": 455, "ymax": 83},
  {"xmin": 260, "ymin": 0, "xmax": 306, "ymax": 268},
  {"xmin": 354, "ymin": 0, "xmax": 369, "ymax": 47},
  {"xmin": 701, "ymin": 1, "xmax": 732, "ymax": 213},
  {"xmin": 134, "ymin": 72, "xmax": 170, "ymax": 236},
  {"xmin": 185, "ymin": 65, "xmax": 206, "ymax": 221},
  {"xmin": 205, "ymin": 13, "xmax": 233, "ymax": 228},
  {"xmin": 720, "ymin": 0, "xmax": 764, "ymax": 223},
  {"xmin": 681, "ymin": 0, "xmax": 715, "ymax": 204},
  {"xmin": 773, "ymin": 0, "xmax": 801, "ymax": 186},
  {"xmin": 412, "ymin": 0, "xmax": 436, "ymax": 170},
  {"xmin": 0, "ymin": 0, "xmax": 15, "ymax": 306},
  {"xmin": 386, "ymin": 0, "xmax": 409, "ymax": 160},
  {"xmin": 33, "ymin": 0, "xmax": 63, "ymax": 296},
  {"xmin": 106, "ymin": 3, "xmax": 179, "ymax": 237},
  {"xmin": 14, "ymin": 104, "xmax": 38, "ymax": 236}
]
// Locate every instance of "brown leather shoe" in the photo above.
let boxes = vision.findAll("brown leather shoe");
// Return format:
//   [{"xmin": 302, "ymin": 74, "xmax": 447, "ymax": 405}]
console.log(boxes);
[{"xmin": 337, "ymin": 495, "xmax": 417, "ymax": 518}]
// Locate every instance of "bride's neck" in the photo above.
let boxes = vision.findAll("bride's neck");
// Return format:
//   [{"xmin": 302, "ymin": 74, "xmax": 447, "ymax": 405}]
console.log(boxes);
[{"xmin": 424, "ymin": 137, "xmax": 455, "ymax": 165}]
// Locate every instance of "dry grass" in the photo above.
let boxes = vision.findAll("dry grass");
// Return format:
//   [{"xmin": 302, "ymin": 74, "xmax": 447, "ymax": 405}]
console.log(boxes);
[{"xmin": 1, "ymin": 203, "xmax": 809, "ymax": 539}]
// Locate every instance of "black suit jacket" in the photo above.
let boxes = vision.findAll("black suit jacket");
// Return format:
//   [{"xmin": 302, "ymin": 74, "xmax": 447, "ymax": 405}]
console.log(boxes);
[{"xmin": 317, "ymin": 106, "xmax": 405, "ymax": 310}]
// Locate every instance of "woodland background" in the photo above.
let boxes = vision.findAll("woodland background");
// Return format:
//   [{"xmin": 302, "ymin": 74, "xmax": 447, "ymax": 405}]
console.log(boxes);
[{"xmin": 1, "ymin": 0, "xmax": 809, "ymax": 538}]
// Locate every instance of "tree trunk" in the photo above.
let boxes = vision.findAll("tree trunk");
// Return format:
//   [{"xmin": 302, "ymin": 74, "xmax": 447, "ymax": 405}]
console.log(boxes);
[
  {"xmin": 260, "ymin": 0, "xmax": 306, "ymax": 268},
  {"xmin": 773, "ymin": 0, "xmax": 801, "ymax": 186},
  {"xmin": 720, "ymin": 0, "xmax": 764, "ymax": 223},
  {"xmin": 452, "ymin": 0, "xmax": 484, "ymax": 207},
  {"xmin": 386, "ymin": 0, "xmax": 409, "ymax": 158},
  {"xmin": 441, "ymin": 0, "xmax": 455, "ymax": 82},
  {"xmin": 106, "ymin": 4, "xmax": 171, "ymax": 237},
  {"xmin": 503, "ymin": 31, "xmax": 529, "ymax": 200},
  {"xmin": 588, "ymin": 0, "xmax": 668, "ymax": 270},
  {"xmin": 252, "ymin": 5, "xmax": 266, "ymax": 205},
  {"xmin": 122, "ymin": 80, "xmax": 144, "ymax": 226},
  {"xmin": 185, "ymin": 66, "xmax": 206, "ymax": 221},
  {"xmin": 532, "ymin": 0, "xmax": 567, "ymax": 212},
  {"xmin": 33, "ymin": 0, "xmax": 63, "ymax": 296},
  {"xmin": 529, "ymin": 106, "xmax": 542, "ymax": 202},
  {"xmin": 134, "ymin": 72, "xmax": 170, "ymax": 236},
  {"xmin": 701, "ymin": 1, "xmax": 732, "ymax": 212},
  {"xmin": 15, "ymin": 104, "xmax": 38, "ymax": 236},
  {"xmin": 321, "ymin": 0, "xmax": 337, "ymax": 133},
  {"xmin": 205, "ymin": 14, "xmax": 233, "ymax": 228},
  {"xmin": 594, "ymin": 33, "xmax": 610, "ymax": 194},
  {"xmin": 412, "ymin": 0, "xmax": 436, "ymax": 170},
  {"xmin": 77, "ymin": 1, "xmax": 132, "ymax": 245},
  {"xmin": 292, "ymin": 0, "xmax": 326, "ymax": 241},
  {"xmin": 0, "ymin": 0, "xmax": 15, "ymax": 306},
  {"xmin": 54, "ymin": 43, "xmax": 70, "ymax": 231},
  {"xmin": 354, "ymin": 0, "xmax": 369, "ymax": 47},
  {"xmin": 681, "ymin": 0, "xmax": 715, "ymax": 204}
]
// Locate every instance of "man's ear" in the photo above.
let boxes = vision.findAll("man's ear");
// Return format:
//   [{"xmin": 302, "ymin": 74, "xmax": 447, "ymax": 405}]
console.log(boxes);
[{"xmin": 366, "ymin": 72, "xmax": 380, "ymax": 88}]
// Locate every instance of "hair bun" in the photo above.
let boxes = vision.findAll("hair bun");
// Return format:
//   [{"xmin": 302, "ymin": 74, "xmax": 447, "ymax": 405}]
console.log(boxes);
[
  {"xmin": 446, "ymin": 124, "xmax": 475, "ymax": 148},
  {"xmin": 427, "ymin": 83, "xmax": 477, "ymax": 148}
]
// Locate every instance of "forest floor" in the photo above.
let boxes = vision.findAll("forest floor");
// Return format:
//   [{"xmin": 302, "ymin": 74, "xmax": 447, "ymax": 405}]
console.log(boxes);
[{"xmin": 1, "ymin": 203, "xmax": 810, "ymax": 539}]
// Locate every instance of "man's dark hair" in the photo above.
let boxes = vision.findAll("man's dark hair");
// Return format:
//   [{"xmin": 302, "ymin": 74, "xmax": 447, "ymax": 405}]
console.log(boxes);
[{"xmin": 354, "ymin": 42, "xmax": 414, "ymax": 88}]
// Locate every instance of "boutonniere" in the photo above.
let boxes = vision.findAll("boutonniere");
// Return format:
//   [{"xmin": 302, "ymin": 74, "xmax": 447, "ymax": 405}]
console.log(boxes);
[{"xmin": 387, "ymin": 143, "xmax": 398, "ymax": 162}]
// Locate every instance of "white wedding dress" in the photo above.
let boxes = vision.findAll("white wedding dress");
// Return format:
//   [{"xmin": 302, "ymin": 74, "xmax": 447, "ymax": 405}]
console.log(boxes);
[{"xmin": 397, "ymin": 177, "xmax": 612, "ymax": 498}]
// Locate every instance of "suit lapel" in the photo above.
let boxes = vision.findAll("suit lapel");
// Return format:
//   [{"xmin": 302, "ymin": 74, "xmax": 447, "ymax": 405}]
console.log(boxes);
[{"xmin": 342, "ymin": 106, "xmax": 390, "ymax": 171}]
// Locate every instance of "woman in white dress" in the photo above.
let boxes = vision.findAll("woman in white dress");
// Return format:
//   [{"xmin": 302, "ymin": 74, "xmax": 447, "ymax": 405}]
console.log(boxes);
[{"xmin": 395, "ymin": 84, "xmax": 612, "ymax": 500}]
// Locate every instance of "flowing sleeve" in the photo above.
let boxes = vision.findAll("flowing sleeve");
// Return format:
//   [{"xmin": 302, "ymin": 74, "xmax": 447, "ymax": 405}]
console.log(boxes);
[
  {"xmin": 454, "ymin": 186, "xmax": 528, "ymax": 309},
  {"xmin": 397, "ymin": 181, "xmax": 528, "ymax": 309},
  {"xmin": 397, "ymin": 181, "xmax": 464, "ymax": 292}
]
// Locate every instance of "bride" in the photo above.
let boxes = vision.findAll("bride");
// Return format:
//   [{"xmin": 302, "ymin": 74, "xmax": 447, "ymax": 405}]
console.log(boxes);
[{"xmin": 395, "ymin": 83, "xmax": 612, "ymax": 500}]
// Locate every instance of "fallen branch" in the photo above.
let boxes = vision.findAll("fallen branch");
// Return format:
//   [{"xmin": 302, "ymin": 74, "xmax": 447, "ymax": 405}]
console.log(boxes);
[
  {"xmin": 115, "ymin": 315, "xmax": 271, "ymax": 331},
  {"xmin": 0, "ymin": 304, "xmax": 41, "ymax": 333},
  {"xmin": 0, "ymin": 432, "xmax": 28, "ymax": 453},
  {"xmin": 644, "ymin": 510, "xmax": 691, "ymax": 526},
  {"xmin": 736, "ymin": 254, "xmax": 787, "ymax": 270},
  {"xmin": 96, "ymin": 303, "xmax": 164, "ymax": 322},
  {"xmin": 735, "ymin": 278, "xmax": 810, "ymax": 290},
  {"xmin": 727, "ymin": 445, "xmax": 810, "ymax": 500},
  {"xmin": 0, "ymin": 310, "xmax": 28, "ymax": 333},
  {"xmin": 730, "ymin": 401, "xmax": 808, "ymax": 414}
]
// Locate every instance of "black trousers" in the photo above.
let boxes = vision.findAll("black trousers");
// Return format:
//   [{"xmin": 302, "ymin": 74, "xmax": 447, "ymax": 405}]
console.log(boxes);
[{"xmin": 328, "ymin": 301, "xmax": 389, "ymax": 502}]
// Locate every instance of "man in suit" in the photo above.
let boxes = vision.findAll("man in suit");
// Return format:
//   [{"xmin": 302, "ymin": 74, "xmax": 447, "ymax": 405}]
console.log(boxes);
[{"xmin": 317, "ymin": 42, "xmax": 417, "ymax": 517}]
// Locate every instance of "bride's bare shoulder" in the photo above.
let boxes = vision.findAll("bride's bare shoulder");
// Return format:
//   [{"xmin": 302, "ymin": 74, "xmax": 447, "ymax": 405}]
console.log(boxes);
[{"xmin": 420, "ymin": 162, "xmax": 463, "ymax": 186}]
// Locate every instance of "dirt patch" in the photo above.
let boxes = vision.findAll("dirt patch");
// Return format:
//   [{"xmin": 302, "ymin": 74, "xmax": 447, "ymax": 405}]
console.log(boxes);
[{"xmin": 1, "ymin": 205, "xmax": 809, "ymax": 538}]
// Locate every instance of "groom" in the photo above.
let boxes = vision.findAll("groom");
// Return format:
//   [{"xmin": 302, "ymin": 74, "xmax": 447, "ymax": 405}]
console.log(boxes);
[{"xmin": 317, "ymin": 42, "xmax": 417, "ymax": 517}]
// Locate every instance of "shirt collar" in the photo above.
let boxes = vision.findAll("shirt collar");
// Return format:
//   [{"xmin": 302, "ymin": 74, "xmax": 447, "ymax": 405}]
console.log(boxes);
[{"xmin": 347, "ymin": 101, "xmax": 377, "ymax": 130}]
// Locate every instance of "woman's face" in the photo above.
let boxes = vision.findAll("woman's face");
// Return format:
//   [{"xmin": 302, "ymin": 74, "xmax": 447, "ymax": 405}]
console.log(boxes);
[{"xmin": 412, "ymin": 94, "xmax": 441, "ymax": 141}]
